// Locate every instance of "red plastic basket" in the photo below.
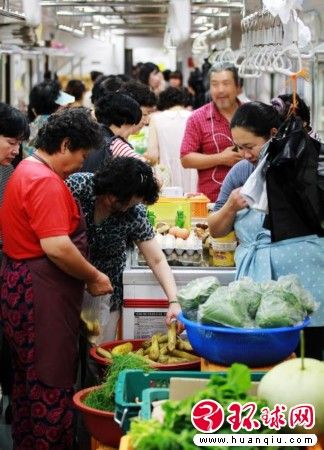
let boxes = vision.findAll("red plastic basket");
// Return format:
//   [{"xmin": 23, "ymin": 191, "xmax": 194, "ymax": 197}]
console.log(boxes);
[
  {"xmin": 73, "ymin": 386, "xmax": 122, "ymax": 447},
  {"xmin": 89, "ymin": 338, "xmax": 200, "ymax": 371}
]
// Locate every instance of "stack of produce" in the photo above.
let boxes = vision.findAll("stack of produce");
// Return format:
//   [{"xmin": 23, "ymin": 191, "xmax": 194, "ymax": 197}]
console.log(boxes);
[
  {"xmin": 177, "ymin": 275, "xmax": 317, "ymax": 328},
  {"xmin": 127, "ymin": 364, "xmax": 282, "ymax": 450},
  {"xmin": 96, "ymin": 323, "xmax": 199, "ymax": 366}
]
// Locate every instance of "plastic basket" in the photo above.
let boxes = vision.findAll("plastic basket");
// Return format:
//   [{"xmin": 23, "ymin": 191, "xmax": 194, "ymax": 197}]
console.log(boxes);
[
  {"xmin": 90, "ymin": 339, "xmax": 200, "ymax": 371},
  {"xmin": 140, "ymin": 387, "xmax": 169, "ymax": 420},
  {"xmin": 73, "ymin": 386, "xmax": 122, "ymax": 447},
  {"xmin": 139, "ymin": 373, "xmax": 264, "ymax": 421},
  {"xmin": 186, "ymin": 195, "xmax": 210, "ymax": 218},
  {"xmin": 114, "ymin": 369, "xmax": 214, "ymax": 433},
  {"xmin": 147, "ymin": 198, "xmax": 191, "ymax": 228},
  {"xmin": 179, "ymin": 313, "xmax": 310, "ymax": 367}
]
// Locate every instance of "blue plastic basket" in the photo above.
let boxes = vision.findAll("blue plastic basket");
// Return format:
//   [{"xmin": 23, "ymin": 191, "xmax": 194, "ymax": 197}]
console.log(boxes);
[{"xmin": 178, "ymin": 313, "xmax": 310, "ymax": 367}]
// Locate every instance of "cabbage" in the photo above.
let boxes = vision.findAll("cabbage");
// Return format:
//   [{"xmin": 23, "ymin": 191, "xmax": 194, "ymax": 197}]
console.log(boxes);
[{"xmin": 176, "ymin": 276, "xmax": 220, "ymax": 320}]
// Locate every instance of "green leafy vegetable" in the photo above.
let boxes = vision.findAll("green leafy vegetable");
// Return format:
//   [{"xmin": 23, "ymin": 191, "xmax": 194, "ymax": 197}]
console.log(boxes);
[
  {"xmin": 84, "ymin": 353, "xmax": 150, "ymax": 412},
  {"xmin": 128, "ymin": 364, "xmax": 277, "ymax": 450},
  {"xmin": 198, "ymin": 279, "xmax": 262, "ymax": 328},
  {"xmin": 177, "ymin": 276, "xmax": 220, "ymax": 321}
]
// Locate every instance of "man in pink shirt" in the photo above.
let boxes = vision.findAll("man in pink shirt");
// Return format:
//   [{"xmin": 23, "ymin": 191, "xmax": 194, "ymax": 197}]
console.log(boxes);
[{"xmin": 181, "ymin": 62, "xmax": 243, "ymax": 201}]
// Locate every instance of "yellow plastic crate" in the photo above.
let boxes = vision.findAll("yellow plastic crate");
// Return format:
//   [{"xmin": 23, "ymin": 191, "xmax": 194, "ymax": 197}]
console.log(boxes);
[{"xmin": 147, "ymin": 197, "xmax": 191, "ymax": 229}]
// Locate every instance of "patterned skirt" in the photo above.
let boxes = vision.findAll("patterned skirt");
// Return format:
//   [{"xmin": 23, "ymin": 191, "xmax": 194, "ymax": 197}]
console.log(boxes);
[{"xmin": 0, "ymin": 259, "xmax": 75, "ymax": 449}]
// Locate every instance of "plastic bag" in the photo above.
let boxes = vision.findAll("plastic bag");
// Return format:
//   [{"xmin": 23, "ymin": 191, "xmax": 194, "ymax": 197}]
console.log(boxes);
[
  {"xmin": 177, "ymin": 276, "xmax": 220, "ymax": 321},
  {"xmin": 198, "ymin": 278, "xmax": 262, "ymax": 328},
  {"xmin": 81, "ymin": 292, "xmax": 112, "ymax": 344},
  {"xmin": 264, "ymin": 116, "xmax": 324, "ymax": 241},
  {"xmin": 256, "ymin": 275, "xmax": 316, "ymax": 328}
]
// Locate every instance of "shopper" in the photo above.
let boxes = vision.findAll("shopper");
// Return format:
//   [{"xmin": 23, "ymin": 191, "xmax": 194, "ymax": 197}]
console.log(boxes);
[
  {"xmin": 0, "ymin": 102, "xmax": 30, "ymax": 423},
  {"xmin": 180, "ymin": 62, "xmax": 243, "ymax": 201},
  {"xmin": 0, "ymin": 107, "xmax": 112, "ymax": 449},
  {"xmin": 118, "ymin": 80, "xmax": 157, "ymax": 155},
  {"xmin": 138, "ymin": 62, "xmax": 164, "ymax": 95},
  {"xmin": 65, "ymin": 79, "xmax": 86, "ymax": 107},
  {"xmin": 67, "ymin": 156, "xmax": 180, "ymax": 343},
  {"xmin": 146, "ymin": 87, "xmax": 197, "ymax": 192},
  {"xmin": 208, "ymin": 98, "xmax": 324, "ymax": 359},
  {"xmin": 23, "ymin": 79, "xmax": 75, "ymax": 157},
  {"xmin": 81, "ymin": 92, "xmax": 144, "ymax": 172}
]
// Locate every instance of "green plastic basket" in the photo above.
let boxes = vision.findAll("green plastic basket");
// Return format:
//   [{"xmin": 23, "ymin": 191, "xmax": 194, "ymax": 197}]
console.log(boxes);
[
  {"xmin": 114, "ymin": 370, "xmax": 214, "ymax": 433},
  {"xmin": 140, "ymin": 388, "xmax": 169, "ymax": 421},
  {"xmin": 114, "ymin": 369, "xmax": 265, "ymax": 432}
]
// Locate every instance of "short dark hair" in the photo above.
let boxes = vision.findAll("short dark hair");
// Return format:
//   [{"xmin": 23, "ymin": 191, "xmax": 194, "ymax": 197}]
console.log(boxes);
[
  {"xmin": 0, "ymin": 102, "xmax": 30, "ymax": 141},
  {"xmin": 208, "ymin": 62, "xmax": 240, "ymax": 87},
  {"xmin": 157, "ymin": 87, "xmax": 188, "ymax": 111},
  {"xmin": 90, "ymin": 70, "xmax": 103, "ymax": 82},
  {"xmin": 35, "ymin": 107, "xmax": 102, "ymax": 155},
  {"xmin": 169, "ymin": 70, "xmax": 183, "ymax": 84},
  {"xmin": 91, "ymin": 75, "xmax": 123, "ymax": 104},
  {"xmin": 28, "ymin": 80, "xmax": 61, "ymax": 118},
  {"xmin": 94, "ymin": 92, "xmax": 142, "ymax": 127},
  {"xmin": 119, "ymin": 80, "xmax": 157, "ymax": 108},
  {"xmin": 93, "ymin": 156, "xmax": 159, "ymax": 205},
  {"xmin": 230, "ymin": 102, "xmax": 282, "ymax": 139},
  {"xmin": 138, "ymin": 62, "xmax": 160, "ymax": 86},
  {"xmin": 65, "ymin": 79, "xmax": 86, "ymax": 101}
]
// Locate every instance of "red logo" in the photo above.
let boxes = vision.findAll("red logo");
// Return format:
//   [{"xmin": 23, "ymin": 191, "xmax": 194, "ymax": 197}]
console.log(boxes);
[{"xmin": 191, "ymin": 399, "xmax": 224, "ymax": 433}]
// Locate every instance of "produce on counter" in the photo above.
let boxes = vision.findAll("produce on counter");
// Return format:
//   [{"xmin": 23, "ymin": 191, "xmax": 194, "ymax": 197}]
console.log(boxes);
[
  {"xmin": 95, "ymin": 330, "xmax": 199, "ymax": 365},
  {"xmin": 195, "ymin": 275, "xmax": 317, "ymax": 328},
  {"xmin": 176, "ymin": 276, "xmax": 220, "ymax": 321},
  {"xmin": 84, "ymin": 353, "xmax": 150, "ymax": 412},
  {"xmin": 139, "ymin": 229, "xmax": 203, "ymax": 267},
  {"xmin": 128, "ymin": 364, "xmax": 280, "ymax": 450},
  {"xmin": 198, "ymin": 278, "xmax": 262, "ymax": 328}
]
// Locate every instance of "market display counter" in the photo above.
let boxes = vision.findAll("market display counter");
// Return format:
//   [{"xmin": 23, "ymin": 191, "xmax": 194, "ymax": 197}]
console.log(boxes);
[{"xmin": 122, "ymin": 256, "xmax": 235, "ymax": 339}]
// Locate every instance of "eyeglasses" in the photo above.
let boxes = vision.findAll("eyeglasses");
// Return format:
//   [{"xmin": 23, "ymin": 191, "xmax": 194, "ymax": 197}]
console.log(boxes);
[{"xmin": 234, "ymin": 142, "xmax": 265, "ymax": 152}]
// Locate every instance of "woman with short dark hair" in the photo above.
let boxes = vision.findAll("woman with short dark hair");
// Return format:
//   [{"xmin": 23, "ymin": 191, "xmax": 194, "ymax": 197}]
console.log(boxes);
[
  {"xmin": 82, "ymin": 92, "xmax": 145, "ymax": 172},
  {"xmin": 138, "ymin": 62, "xmax": 164, "ymax": 94},
  {"xmin": 65, "ymin": 79, "xmax": 86, "ymax": 107},
  {"xmin": 0, "ymin": 102, "xmax": 30, "ymax": 425},
  {"xmin": 67, "ymin": 156, "xmax": 180, "ymax": 344},
  {"xmin": 147, "ymin": 87, "xmax": 197, "ymax": 192},
  {"xmin": 23, "ymin": 80, "xmax": 75, "ymax": 157},
  {"xmin": 0, "ymin": 107, "xmax": 112, "ymax": 449}
]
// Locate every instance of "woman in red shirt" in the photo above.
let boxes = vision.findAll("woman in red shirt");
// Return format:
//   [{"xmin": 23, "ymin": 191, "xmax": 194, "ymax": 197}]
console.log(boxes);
[{"xmin": 0, "ymin": 107, "xmax": 112, "ymax": 449}]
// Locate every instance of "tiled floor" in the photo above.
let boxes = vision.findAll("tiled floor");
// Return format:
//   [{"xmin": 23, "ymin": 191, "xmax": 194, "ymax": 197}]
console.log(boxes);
[{"xmin": 0, "ymin": 396, "xmax": 13, "ymax": 450}]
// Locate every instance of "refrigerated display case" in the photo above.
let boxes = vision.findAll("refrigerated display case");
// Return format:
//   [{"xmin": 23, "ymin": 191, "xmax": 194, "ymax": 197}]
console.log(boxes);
[{"xmin": 122, "ymin": 249, "xmax": 236, "ymax": 339}]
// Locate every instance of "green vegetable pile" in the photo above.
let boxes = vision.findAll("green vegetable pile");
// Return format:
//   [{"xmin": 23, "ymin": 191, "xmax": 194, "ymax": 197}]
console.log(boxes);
[
  {"xmin": 84, "ymin": 353, "xmax": 150, "ymax": 412},
  {"xmin": 194, "ymin": 275, "xmax": 317, "ymax": 328},
  {"xmin": 177, "ymin": 276, "xmax": 220, "ymax": 321},
  {"xmin": 128, "ymin": 364, "xmax": 282, "ymax": 450}
]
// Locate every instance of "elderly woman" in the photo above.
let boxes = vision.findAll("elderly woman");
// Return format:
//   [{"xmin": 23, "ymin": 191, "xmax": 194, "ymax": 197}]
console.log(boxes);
[
  {"xmin": 0, "ymin": 102, "xmax": 29, "ymax": 204},
  {"xmin": 0, "ymin": 102, "xmax": 30, "ymax": 424},
  {"xmin": 67, "ymin": 156, "xmax": 180, "ymax": 345},
  {"xmin": 208, "ymin": 98, "xmax": 324, "ymax": 359},
  {"xmin": 0, "ymin": 107, "xmax": 112, "ymax": 449}
]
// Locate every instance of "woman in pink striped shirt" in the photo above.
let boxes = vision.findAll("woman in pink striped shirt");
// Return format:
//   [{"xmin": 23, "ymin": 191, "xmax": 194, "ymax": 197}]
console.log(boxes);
[{"xmin": 81, "ymin": 92, "xmax": 145, "ymax": 173}]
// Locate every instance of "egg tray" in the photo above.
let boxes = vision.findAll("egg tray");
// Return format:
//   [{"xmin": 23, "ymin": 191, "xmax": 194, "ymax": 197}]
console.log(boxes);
[{"xmin": 137, "ymin": 249, "xmax": 203, "ymax": 267}]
